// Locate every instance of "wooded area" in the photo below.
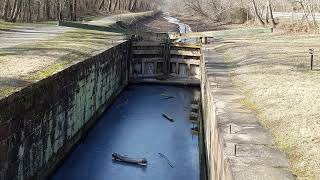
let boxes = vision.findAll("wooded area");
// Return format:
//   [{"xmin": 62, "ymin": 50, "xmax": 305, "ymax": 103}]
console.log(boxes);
[
  {"xmin": 0, "ymin": 0, "xmax": 163, "ymax": 22},
  {"xmin": 165, "ymin": 0, "xmax": 320, "ymax": 28}
]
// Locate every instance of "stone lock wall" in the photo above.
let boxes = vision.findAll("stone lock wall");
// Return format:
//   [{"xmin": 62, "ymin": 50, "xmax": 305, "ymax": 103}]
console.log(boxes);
[
  {"xmin": 200, "ymin": 48, "xmax": 294, "ymax": 180},
  {"xmin": 0, "ymin": 42, "xmax": 130, "ymax": 180},
  {"xmin": 200, "ymin": 61, "xmax": 233, "ymax": 180}
]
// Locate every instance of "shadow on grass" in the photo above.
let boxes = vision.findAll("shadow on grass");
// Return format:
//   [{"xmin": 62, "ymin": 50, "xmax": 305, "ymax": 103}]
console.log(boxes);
[
  {"xmin": 58, "ymin": 21, "xmax": 127, "ymax": 34},
  {"xmin": 0, "ymin": 29, "xmax": 63, "ymax": 35},
  {"xmin": 0, "ymin": 77, "xmax": 31, "ymax": 88}
]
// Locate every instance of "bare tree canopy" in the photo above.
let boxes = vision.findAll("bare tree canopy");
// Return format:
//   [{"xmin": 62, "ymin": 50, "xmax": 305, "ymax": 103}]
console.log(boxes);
[
  {"xmin": 0, "ymin": 0, "xmax": 164, "ymax": 22},
  {"xmin": 163, "ymin": 0, "xmax": 320, "ymax": 27}
]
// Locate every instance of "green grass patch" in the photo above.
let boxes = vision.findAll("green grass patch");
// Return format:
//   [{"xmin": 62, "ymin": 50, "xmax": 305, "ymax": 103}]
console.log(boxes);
[
  {"xmin": 240, "ymin": 91, "xmax": 260, "ymax": 113},
  {"xmin": 0, "ymin": 21, "xmax": 16, "ymax": 29},
  {"xmin": 0, "ymin": 87, "xmax": 20, "ymax": 99},
  {"xmin": 27, "ymin": 62, "xmax": 68, "ymax": 81}
]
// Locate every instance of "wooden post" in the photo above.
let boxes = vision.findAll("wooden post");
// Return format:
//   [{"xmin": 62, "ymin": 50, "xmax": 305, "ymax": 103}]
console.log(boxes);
[
  {"xmin": 165, "ymin": 35, "xmax": 171, "ymax": 77},
  {"xmin": 128, "ymin": 38, "xmax": 133, "ymax": 81},
  {"xmin": 310, "ymin": 49, "xmax": 314, "ymax": 70},
  {"xmin": 164, "ymin": 39, "xmax": 169, "ymax": 76}
]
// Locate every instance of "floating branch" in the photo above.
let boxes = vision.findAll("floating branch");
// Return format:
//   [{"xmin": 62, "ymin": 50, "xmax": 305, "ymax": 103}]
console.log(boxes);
[
  {"xmin": 158, "ymin": 153, "xmax": 174, "ymax": 168},
  {"xmin": 162, "ymin": 113, "xmax": 175, "ymax": 122},
  {"xmin": 160, "ymin": 93, "xmax": 175, "ymax": 100}
]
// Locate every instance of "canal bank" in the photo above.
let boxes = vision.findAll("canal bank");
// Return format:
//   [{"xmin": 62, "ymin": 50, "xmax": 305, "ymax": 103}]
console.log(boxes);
[{"xmin": 0, "ymin": 13, "xmax": 295, "ymax": 180}]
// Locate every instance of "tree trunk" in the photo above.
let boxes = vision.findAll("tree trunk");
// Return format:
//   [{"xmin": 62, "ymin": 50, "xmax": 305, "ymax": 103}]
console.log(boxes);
[
  {"xmin": 27, "ymin": 0, "xmax": 32, "ymax": 22},
  {"xmin": 108, "ymin": 0, "xmax": 113, "ymax": 12},
  {"xmin": 11, "ymin": 0, "xmax": 22, "ymax": 22},
  {"xmin": 3, "ymin": 0, "xmax": 10, "ymax": 21},
  {"xmin": 252, "ymin": 0, "xmax": 265, "ymax": 26},
  {"xmin": 9, "ymin": 0, "xmax": 18, "ymax": 21},
  {"xmin": 265, "ymin": 1, "xmax": 269, "ymax": 23},
  {"xmin": 98, "ymin": 0, "xmax": 105, "ymax": 10},
  {"xmin": 45, "ymin": 0, "xmax": 50, "ymax": 20},
  {"xmin": 268, "ymin": 0, "xmax": 277, "ymax": 27},
  {"xmin": 72, "ymin": 0, "xmax": 77, "ymax": 21},
  {"xmin": 113, "ymin": 0, "xmax": 119, "ymax": 12}
]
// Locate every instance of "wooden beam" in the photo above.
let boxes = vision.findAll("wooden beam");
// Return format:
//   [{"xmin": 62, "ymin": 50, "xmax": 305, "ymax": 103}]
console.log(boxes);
[
  {"xmin": 132, "ymin": 41, "xmax": 164, "ymax": 47},
  {"xmin": 170, "ymin": 43, "xmax": 201, "ymax": 49},
  {"xmin": 132, "ymin": 58, "xmax": 164, "ymax": 63},
  {"xmin": 170, "ymin": 58, "xmax": 200, "ymax": 65},
  {"xmin": 136, "ymin": 74, "xmax": 164, "ymax": 78},
  {"xmin": 133, "ymin": 50, "xmax": 162, "ymax": 55},
  {"xmin": 170, "ymin": 50, "xmax": 201, "ymax": 57},
  {"xmin": 168, "ymin": 28, "xmax": 273, "ymax": 39}
]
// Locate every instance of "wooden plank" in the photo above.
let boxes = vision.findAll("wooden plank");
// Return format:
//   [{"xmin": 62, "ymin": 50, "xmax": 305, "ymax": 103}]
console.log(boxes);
[
  {"xmin": 170, "ymin": 43, "xmax": 201, "ymax": 49},
  {"xmin": 137, "ymin": 74, "xmax": 164, "ymax": 78},
  {"xmin": 132, "ymin": 41, "xmax": 164, "ymax": 47},
  {"xmin": 129, "ymin": 32, "xmax": 169, "ymax": 41},
  {"xmin": 170, "ymin": 58, "xmax": 200, "ymax": 65},
  {"xmin": 133, "ymin": 50, "xmax": 162, "ymax": 55},
  {"xmin": 168, "ymin": 28, "xmax": 273, "ymax": 39},
  {"xmin": 170, "ymin": 62, "xmax": 177, "ymax": 74},
  {"xmin": 170, "ymin": 73, "xmax": 179, "ymax": 77},
  {"xmin": 178, "ymin": 63, "xmax": 188, "ymax": 77},
  {"xmin": 133, "ymin": 58, "xmax": 164, "ymax": 63},
  {"xmin": 170, "ymin": 50, "xmax": 201, "ymax": 57}
]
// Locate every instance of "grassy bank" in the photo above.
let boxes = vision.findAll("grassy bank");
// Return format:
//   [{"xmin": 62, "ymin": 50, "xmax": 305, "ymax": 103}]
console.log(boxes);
[
  {"xmin": 211, "ymin": 31, "xmax": 320, "ymax": 180},
  {"xmin": 0, "ymin": 11, "xmax": 154, "ymax": 100}
]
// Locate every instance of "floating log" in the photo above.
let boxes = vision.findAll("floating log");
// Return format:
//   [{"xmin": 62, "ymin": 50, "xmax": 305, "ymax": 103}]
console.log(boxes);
[
  {"xmin": 112, "ymin": 153, "xmax": 147, "ymax": 166},
  {"xmin": 162, "ymin": 113, "xmax": 174, "ymax": 122}
]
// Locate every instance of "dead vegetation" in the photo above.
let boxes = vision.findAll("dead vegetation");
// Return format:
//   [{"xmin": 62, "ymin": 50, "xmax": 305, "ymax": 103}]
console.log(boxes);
[{"xmin": 165, "ymin": 0, "xmax": 320, "ymax": 33}]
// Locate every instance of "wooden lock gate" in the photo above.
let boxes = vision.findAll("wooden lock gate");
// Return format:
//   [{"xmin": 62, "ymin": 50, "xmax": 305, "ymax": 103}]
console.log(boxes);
[{"xmin": 129, "ymin": 32, "xmax": 203, "ymax": 85}]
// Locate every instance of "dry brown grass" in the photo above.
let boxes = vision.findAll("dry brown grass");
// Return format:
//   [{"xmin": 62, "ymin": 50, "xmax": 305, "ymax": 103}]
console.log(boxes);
[
  {"xmin": 0, "ymin": 12, "xmax": 155, "ymax": 99},
  {"xmin": 0, "ymin": 29, "xmax": 127, "ymax": 102},
  {"xmin": 0, "ymin": 28, "xmax": 125, "ymax": 99},
  {"xmin": 212, "ymin": 32, "xmax": 320, "ymax": 180}
]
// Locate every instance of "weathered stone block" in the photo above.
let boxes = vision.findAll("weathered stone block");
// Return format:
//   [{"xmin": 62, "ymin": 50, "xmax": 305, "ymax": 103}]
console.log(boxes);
[{"xmin": 0, "ymin": 123, "xmax": 10, "ymax": 141}]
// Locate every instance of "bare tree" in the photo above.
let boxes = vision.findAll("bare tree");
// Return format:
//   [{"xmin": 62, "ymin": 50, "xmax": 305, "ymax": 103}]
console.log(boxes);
[{"xmin": 252, "ymin": 0, "xmax": 266, "ymax": 26}]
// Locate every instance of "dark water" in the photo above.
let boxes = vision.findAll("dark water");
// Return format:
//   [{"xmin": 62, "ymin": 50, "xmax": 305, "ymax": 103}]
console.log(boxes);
[{"xmin": 51, "ymin": 85, "xmax": 199, "ymax": 180}]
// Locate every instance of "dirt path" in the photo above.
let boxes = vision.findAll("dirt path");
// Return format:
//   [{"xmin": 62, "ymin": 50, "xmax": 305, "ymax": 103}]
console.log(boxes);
[{"xmin": 0, "ymin": 25, "xmax": 72, "ymax": 49}]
